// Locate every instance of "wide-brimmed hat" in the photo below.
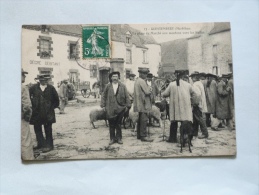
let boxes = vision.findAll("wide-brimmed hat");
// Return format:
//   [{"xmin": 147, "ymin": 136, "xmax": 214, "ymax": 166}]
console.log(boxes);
[
  {"xmin": 63, "ymin": 79, "xmax": 69, "ymax": 83},
  {"xmin": 129, "ymin": 73, "xmax": 136, "ymax": 77},
  {"xmin": 189, "ymin": 71, "xmax": 200, "ymax": 77},
  {"xmin": 109, "ymin": 71, "xmax": 120, "ymax": 78},
  {"xmin": 226, "ymin": 72, "xmax": 233, "ymax": 78},
  {"xmin": 138, "ymin": 67, "xmax": 149, "ymax": 74},
  {"xmin": 221, "ymin": 74, "xmax": 229, "ymax": 78},
  {"xmin": 35, "ymin": 74, "xmax": 51, "ymax": 81},
  {"xmin": 22, "ymin": 68, "xmax": 28, "ymax": 75},
  {"xmin": 175, "ymin": 70, "xmax": 188, "ymax": 77},
  {"xmin": 199, "ymin": 72, "xmax": 207, "ymax": 77},
  {"xmin": 206, "ymin": 73, "xmax": 217, "ymax": 78}
]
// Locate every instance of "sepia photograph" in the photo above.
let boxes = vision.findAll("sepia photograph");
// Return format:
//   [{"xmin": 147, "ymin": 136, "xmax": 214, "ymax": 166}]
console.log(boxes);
[{"xmin": 21, "ymin": 23, "xmax": 236, "ymax": 160}]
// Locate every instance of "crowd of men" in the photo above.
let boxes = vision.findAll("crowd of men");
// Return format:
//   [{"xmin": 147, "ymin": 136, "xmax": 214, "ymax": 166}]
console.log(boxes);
[
  {"xmin": 101, "ymin": 67, "xmax": 235, "ymax": 145},
  {"xmin": 21, "ymin": 69, "xmax": 72, "ymax": 160},
  {"xmin": 21, "ymin": 67, "xmax": 235, "ymax": 159}
]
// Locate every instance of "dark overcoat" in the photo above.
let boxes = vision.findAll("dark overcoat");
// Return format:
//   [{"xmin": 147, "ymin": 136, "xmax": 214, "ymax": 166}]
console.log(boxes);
[
  {"xmin": 101, "ymin": 82, "xmax": 131, "ymax": 119},
  {"xmin": 29, "ymin": 83, "xmax": 59, "ymax": 125},
  {"xmin": 215, "ymin": 80, "xmax": 232, "ymax": 119},
  {"xmin": 150, "ymin": 80, "xmax": 160, "ymax": 104},
  {"xmin": 133, "ymin": 77, "xmax": 152, "ymax": 113},
  {"xmin": 205, "ymin": 80, "xmax": 218, "ymax": 114}
]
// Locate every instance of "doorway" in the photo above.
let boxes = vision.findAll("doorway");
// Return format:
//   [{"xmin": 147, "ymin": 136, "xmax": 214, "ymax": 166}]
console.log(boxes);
[{"xmin": 99, "ymin": 68, "xmax": 110, "ymax": 93}]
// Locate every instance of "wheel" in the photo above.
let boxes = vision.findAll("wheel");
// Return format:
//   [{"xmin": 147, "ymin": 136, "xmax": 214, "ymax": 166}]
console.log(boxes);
[
  {"xmin": 86, "ymin": 89, "xmax": 91, "ymax": 98},
  {"xmin": 155, "ymin": 79, "xmax": 166, "ymax": 92},
  {"xmin": 81, "ymin": 89, "xmax": 90, "ymax": 98},
  {"xmin": 81, "ymin": 89, "xmax": 87, "ymax": 98},
  {"xmin": 72, "ymin": 93, "xmax": 76, "ymax": 100},
  {"xmin": 123, "ymin": 116, "xmax": 132, "ymax": 129}
]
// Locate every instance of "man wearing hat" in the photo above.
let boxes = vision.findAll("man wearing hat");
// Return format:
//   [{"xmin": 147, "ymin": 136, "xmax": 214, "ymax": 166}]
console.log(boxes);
[
  {"xmin": 125, "ymin": 72, "xmax": 136, "ymax": 102},
  {"xmin": 205, "ymin": 73, "xmax": 219, "ymax": 128},
  {"xmin": 189, "ymin": 71, "xmax": 209, "ymax": 139},
  {"xmin": 21, "ymin": 69, "xmax": 34, "ymax": 160},
  {"xmin": 133, "ymin": 68, "xmax": 153, "ymax": 142},
  {"xmin": 59, "ymin": 79, "xmax": 68, "ymax": 114},
  {"xmin": 215, "ymin": 73, "xmax": 233, "ymax": 130},
  {"xmin": 101, "ymin": 71, "xmax": 131, "ymax": 145},
  {"xmin": 162, "ymin": 70, "xmax": 198, "ymax": 143},
  {"xmin": 146, "ymin": 73, "xmax": 159, "ymax": 104},
  {"xmin": 199, "ymin": 72, "xmax": 207, "ymax": 88},
  {"xmin": 227, "ymin": 72, "xmax": 235, "ymax": 129},
  {"xmin": 29, "ymin": 74, "xmax": 59, "ymax": 152}
]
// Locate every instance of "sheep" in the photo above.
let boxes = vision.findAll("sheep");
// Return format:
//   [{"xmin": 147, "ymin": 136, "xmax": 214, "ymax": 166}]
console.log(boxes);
[
  {"xmin": 89, "ymin": 108, "xmax": 108, "ymax": 129},
  {"xmin": 155, "ymin": 99, "xmax": 169, "ymax": 119},
  {"xmin": 128, "ymin": 105, "xmax": 164, "ymax": 133}
]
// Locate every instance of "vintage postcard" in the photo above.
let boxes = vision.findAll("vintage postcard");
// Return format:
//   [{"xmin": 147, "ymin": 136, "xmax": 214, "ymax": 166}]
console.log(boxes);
[{"xmin": 21, "ymin": 23, "xmax": 236, "ymax": 160}]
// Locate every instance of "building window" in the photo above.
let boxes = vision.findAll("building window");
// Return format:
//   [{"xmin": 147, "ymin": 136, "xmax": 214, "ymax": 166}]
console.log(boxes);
[
  {"xmin": 125, "ymin": 31, "xmax": 132, "ymax": 46},
  {"xmin": 126, "ymin": 37, "xmax": 130, "ymax": 44},
  {"xmin": 70, "ymin": 43, "xmax": 77, "ymax": 58},
  {"xmin": 37, "ymin": 36, "xmax": 53, "ymax": 59},
  {"xmin": 126, "ymin": 49, "xmax": 132, "ymax": 64},
  {"xmin": 68, "ymin": 41, "xmax": 79, "ymax": 60},
  {"xmin": 90, "ymin": 65, "xmax": 97, "ymax": 78},
  {"xmin": 228, "ymin": 63, "xmax": 233, "ymax": 72},
  {"xmin": 213, "ymin": 44, "xmax": 218, "ymax": 67},
  {"xmin": 143, "ymin": 50, "xmax": 148, "ymax": 64},
  {"xmin": 212, "ymin": 66, "xmax": 220, "ymax": 75}
]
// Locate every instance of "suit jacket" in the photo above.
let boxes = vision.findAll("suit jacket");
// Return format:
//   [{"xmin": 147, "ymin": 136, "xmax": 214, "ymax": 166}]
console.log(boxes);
[
  {"xmin": 21, "ymin": 84, "xmax": 32, "ymax": 121},
  {"xmin": 101, "ymin": 82, "xmax": 131, "ymax": 119},
  {"xmin": 59, "ymin": 83, "xmax": 68, "ymax": 98},
  {"xmin": 216, "ymin": 80, "xmax": 232, "ymax": 119},
  {"xmin": 205, "ymin": 80, "xmax": 218, "ymax": 114},
  {"xmin": 147, "ymin": 80, "xmax": 159, "ymax": 104},
  {"xmin": 162, "ymin": 80, "xmax": 196, "ymax": 122},
  {"xmin": 29, "ymin": 83, "xmax": 59, "ymax": 124},
  {"xmin": 133, "ymin": 77, "xmax": 152, "ymax": 113}
]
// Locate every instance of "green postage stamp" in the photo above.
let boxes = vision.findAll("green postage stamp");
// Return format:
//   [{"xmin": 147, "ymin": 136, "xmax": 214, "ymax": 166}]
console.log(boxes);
[{"xmin": 82, "ymin": 26, "xmax": 110, "ymax": 59}]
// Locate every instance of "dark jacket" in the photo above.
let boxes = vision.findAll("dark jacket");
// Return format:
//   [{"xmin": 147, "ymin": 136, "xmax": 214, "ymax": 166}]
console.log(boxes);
[
  {"xmin": 148, "ymin": 80, "xmax": 159, "ymax": 104},
  {"xmin": 133, "ymin": 77, "xmax": 152, "ymax": 113},
  {"xmin": 101, "ymin": 82, "xmax": 131, "ymax": 119},
  {"xmin": 29, "ymin": 83, "xmax": 59, "ymax": 125},
  {"xmin": 215, "ymin": 80, "xmax": 232, "ymax": 119}
]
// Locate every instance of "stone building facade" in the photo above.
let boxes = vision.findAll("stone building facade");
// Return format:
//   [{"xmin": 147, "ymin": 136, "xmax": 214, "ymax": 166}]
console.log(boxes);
[
  {"xmin": 22, "ymin": 24, "xmax": 161, "ymax": 92},
  {"xmin": 160, "ymin": 22, "xmax": 232, "ymax": 77},
  {"xmin": 187, "ymin": 22, "xmax": 232, "ymax": 75}
]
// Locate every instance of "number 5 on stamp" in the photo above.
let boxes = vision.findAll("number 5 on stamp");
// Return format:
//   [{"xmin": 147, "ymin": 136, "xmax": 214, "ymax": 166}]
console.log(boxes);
[{"xmin": 82, "ymin": 26, "xmax": 111, "ymax": 59}]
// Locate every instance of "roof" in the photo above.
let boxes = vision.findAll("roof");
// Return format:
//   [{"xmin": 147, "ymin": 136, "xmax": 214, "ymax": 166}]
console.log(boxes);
[
  {"xmin": 111, "ymin": 24, "xmax": 158, "ymax": 49},
  {"xmin": 209, "ymin": 22, "xmax": 230, "ymax": 35},
  {"xmin": 161, "ymin": 38, "xmax": 188, "ymax": 70},
  {"xmin": 187, "ymin": 34, "xmax": 201, "ymax": 40},
  {"xmin": 22, "ymin": 25, "xmax": 82, "ymax": 37},
  {"xmin": 22, "ymin": 24, "xmax": 158, "ymax": 47}
]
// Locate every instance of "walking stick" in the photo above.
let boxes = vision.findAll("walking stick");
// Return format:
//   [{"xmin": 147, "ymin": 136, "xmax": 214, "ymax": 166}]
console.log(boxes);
[
  {"xmin": 163, "ymin": 117, "xmax": 165, "ymax": 141},
  {"xmin": 147, "ymin": 111, "xmax": 150, "ymax": 138}
]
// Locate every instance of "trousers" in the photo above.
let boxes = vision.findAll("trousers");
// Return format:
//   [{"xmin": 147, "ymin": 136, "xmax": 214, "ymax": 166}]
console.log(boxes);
[
  {"xmin": 137, "ymin": 112, "xmax": 149, "ymax": 138},
  {"xmin": 193, "ymin": 106, "xmax": 208, "ymax": 136},
  {"xmin": 205, "ymin": 113, "xmax": 211, "ymax": 127},
  {"xmin": 21, "ymin": 120, "xmax": 34, "ymax": 160},
  {"xmin": 34, "ymin": 123, "xmax": 53, "ymax": 148},
  {"xmin": 59, "ymin": 97, "xmax": 67, "ymax": 113},
  {"xmin": 108, "ymin": 109, "xmax": 125, "ymax": 140},
  {"xmin": 168, "ymin": 121, "xmax": 178, "ymax": 142}
]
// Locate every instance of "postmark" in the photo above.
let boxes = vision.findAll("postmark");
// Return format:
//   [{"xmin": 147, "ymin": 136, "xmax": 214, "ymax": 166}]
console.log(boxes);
[{"xmin": 82, "ymin": 25, "xmax": 110, "ymax": 59}]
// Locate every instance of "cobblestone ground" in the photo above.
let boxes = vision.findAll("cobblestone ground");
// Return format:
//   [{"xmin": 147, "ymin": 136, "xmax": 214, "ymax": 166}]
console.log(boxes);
[{"xmin": 31, "ymin": 96, "xmax": 236, "ymax": 160}]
